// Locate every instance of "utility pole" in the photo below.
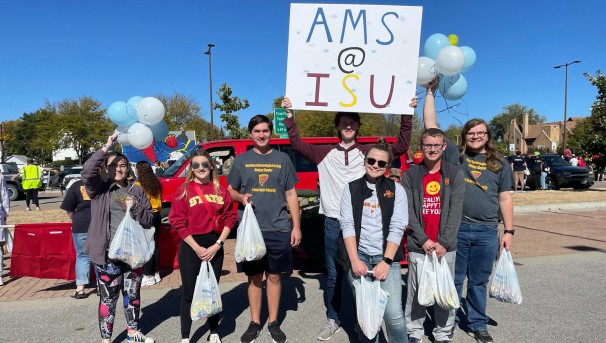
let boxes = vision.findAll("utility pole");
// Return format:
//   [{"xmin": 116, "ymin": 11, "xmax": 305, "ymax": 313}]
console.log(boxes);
[{"xmin": 204, "ymin": 44, "xmax": 215, "ymax": 141}]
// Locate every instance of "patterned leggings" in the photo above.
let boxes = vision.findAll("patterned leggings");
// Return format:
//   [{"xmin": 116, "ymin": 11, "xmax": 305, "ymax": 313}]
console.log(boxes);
[{"xmin": 94, "ymin": 261, "xmax": 144, "ymax": 339}]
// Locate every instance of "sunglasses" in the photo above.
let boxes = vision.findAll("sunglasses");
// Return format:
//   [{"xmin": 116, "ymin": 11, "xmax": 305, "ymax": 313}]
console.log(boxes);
[
  {"xmin": 191, "ymin": 161, "xmax": 211, "ymax": 170},
  {"xmin": 366, "ymin": 157, "xmax": 388, "ymax": 168}
]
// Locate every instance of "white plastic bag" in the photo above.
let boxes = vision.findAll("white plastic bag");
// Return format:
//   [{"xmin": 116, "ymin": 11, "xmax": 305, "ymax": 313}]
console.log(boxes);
[
  {"xmin": 417, "ymin": 253, "xmax": 437, "ymax": 307},
  {"xmin": 234, "ymin": 203, "xmax": 267, "ymax": 263},
  {"xmin": 108, "ymin": 203, "xmax": 155, "ymax": 268},
  {"xmin": 354, "ymin": 276, "xmax": 389, "ymax": 339},
  {"xmin": 490, "ymin": 249, "xmax": 523, "ymax": 304},
  {"xmin": 191, "ymin": 261, "xmax": 223, "ymax": 321},
  {"xmin": 434, "ymin": 253, "xmax": 460, "ymax": 310}
]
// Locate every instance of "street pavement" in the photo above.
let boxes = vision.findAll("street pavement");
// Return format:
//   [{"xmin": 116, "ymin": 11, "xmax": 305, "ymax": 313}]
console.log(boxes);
[{"xmin": 1, "ymin": 195, "xmax": 605, "ymax": 342}]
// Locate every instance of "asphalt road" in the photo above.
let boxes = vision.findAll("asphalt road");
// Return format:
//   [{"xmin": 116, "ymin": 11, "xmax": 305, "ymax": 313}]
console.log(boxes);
[{"xmin": 1, "ymin": 252, "xmax": 604, "ymax": 342}]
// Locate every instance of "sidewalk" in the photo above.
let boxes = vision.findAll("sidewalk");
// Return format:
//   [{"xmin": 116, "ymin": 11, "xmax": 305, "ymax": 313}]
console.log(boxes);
[{"xmin": 1, "ymin": 201, "xmax": 604, "ymax": 302}]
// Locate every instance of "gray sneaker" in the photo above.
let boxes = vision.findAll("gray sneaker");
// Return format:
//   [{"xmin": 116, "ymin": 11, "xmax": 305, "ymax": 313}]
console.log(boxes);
[{"xmin": 317, "ymin": 319, "xmax": 341, "ymax": 341}]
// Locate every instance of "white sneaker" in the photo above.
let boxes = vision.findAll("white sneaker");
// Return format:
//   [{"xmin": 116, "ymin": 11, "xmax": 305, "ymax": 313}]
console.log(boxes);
[
  {"xmin": 154, "ymin": 272, "xmax": 161, "ymax": 283},
  {"xmin": 141, "ymin": 275, "xmax": 156, "ymax": 286},
  {"xmin": 0, "ymin": 278, "xmax": 4, "ymax": 286},
  {"xmin": 180, "ymin": 339, "xmax": 190, "ymax": 343},
  {"xmin": 36, "ymin": 207, "xmax": 41, "ymax": 211},
  {"xmin": 209, "ymin": 333, "xmax": 222, "ymax": 343},
  {"xmin": 127, "ymin": 331, "xmax": 155, "ymax": 343},
  {"xmin": 26, "ymin": 207, "xmax": 31, "ymax": 211}
]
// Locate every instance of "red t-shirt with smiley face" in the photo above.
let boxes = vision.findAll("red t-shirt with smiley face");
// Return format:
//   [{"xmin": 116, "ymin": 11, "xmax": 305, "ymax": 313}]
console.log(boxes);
[{"xmin": 422, "ymin": 171, "xmax": 442, "ymax": 242}]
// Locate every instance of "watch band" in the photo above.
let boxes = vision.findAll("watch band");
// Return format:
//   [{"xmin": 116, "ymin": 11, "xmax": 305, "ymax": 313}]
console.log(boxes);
[
  {"xmin": 216, "ymin": 239, "xmax": 224, "ymax": 247},
  {"xmin": 382, "ymin": 256, "xmax": 393, "ymax": 265},
  {"xmin": 504, "ymin": 229, "xmax": 515, "ymax": 235}
]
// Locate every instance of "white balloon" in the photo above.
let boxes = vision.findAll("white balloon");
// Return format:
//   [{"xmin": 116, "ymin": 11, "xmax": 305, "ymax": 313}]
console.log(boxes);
[
  {"xmin": 435, "ymin": 46, "xmax": 465, "ymax": 77},
  {"xmin": 128, "ymin": 123, "xmax": 154, "ymax": 149},
  {"xmin": 136, "ymin": 97, "xmax": 165, "ymax": 125},
  {"xmin": 417, "ymin": 56, "xmax": 437, "ymax": 85},
  {"xmin": 116, "ymin": 131, "xmax": 131, "ymax": 146}
]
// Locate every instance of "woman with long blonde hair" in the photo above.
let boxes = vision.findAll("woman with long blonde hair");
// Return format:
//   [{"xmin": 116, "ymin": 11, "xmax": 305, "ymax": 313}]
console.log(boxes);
[{"xmin": 168, "ymin": 150, "xmax": 237, "ymax": 343}]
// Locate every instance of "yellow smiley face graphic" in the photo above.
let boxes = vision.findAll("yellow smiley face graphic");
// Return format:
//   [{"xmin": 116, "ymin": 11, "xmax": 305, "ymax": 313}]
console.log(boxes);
[{"xmin": 426, "ymin": 181, "xmax": 441, "ymax": 195}]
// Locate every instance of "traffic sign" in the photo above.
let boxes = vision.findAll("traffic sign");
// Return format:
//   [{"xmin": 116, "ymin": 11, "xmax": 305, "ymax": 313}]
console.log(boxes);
[{"xmin": 274, "ymin": 108, "xmax": 288, "ymax": 137}]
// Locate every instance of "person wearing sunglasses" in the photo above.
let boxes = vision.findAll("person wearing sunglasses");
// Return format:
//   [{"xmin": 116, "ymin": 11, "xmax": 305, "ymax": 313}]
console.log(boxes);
[
  {"xmin": 338, "ymin": 139, "xmax": 408, "ymax": 343},
  {"xmin": 168, "ymin": 150, "xmax": 238, "ymax": 343},
  {"xmin": 82, "ymin": 133, "xmax": 155, "ymax": 343},
  {"xmin": 402, "ymin": 128, "xmax": 465, "ymax": 343},
  {"xmin": 280, "ymin": 96, "xmax": 417, "ymax": 341},
  {"xmin": 423, "ymin": 79, "xmax": 514, "ymax": 343},
  {"xmin": 227, "ymin": 115, "xmax": 301, "ymax": 343}
]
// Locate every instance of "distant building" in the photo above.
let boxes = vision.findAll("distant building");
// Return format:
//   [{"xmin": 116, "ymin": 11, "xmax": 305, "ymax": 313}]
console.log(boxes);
[
  {"xmin": 5, "ymin": 155, "xmax": 29, "ymax": 171},
  {"xmin": 505, "ymin": 113, "xmax": 585, "ymax": 154}
]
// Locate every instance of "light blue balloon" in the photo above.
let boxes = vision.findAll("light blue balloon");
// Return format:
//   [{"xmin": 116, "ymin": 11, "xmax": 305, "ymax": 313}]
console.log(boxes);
[
  {"xmin": 127, "ymin": 96, "xmax": 144, "ymax": 109},
  {"xmin": 424, "ymin": 33, "xmax": 450, "ymax": 60},
  {"xmin": 439, "ymin": 74, "xmax": 467, "ymax": 101},
  {"xmin": 149, "ymin": 121, "xmax": 169, "ymax": 141},
  {"xmin": 460, "ymin": 46, "xmax": 477, "ymax": 73},
  {"xmin": 107, "ymin": 101, "xmax": 138, "ymax": 126}
]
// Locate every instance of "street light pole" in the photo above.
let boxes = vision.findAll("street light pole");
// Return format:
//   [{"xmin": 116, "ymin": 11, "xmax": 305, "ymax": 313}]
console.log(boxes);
[
  {"xmin": 553, "ymin": 60, "xmax": 581, "ymax": 152},
  {"xmin": 204, "ymin": 44, "xmax": 215, "ymax": 141}
]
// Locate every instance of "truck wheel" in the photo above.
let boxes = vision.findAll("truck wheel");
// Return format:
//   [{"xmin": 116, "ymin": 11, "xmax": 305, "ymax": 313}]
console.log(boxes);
[
  {"xmin": 545, "ymin": 177, "xmax": 560, "ymax": 190},
  {"xmin": 7, "ymin": 183, "xmax": 20, "ymax": 201}
]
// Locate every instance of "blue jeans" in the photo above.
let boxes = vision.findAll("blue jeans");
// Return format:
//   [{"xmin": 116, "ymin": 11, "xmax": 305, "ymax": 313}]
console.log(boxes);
[
  {"xmin": 323, "ymin": 217, "xmax": 343, "ymax": 323},
  {"xmin": 347, "ymin": 253, "xmax": 407, "ymax": 343},
  {"xmin": 454, "ymin": 223, "xmax": 499, "ymax": 331},
  {"xmin": 72, "ymin": 232, "xmax": 90, "ymax": 286},
  {"xmin": 541, "ymin": 171, "xmax": 547, "ymax": 189}
]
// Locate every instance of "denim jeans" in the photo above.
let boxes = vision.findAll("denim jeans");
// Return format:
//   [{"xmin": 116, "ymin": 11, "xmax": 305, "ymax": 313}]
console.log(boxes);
[
  {"xmin": 72, "ymin": 232, "xmax": 90, "ymax": 286},
  {"xmin": 541, "ymin": 171, "xmax": 547, "ymax": 189},
  {"xmin": 454, "ymin": 222, "xmax": 499, "ymax": 331},
  {"xmin": 347, "ymin": 253, "xmax": 407, "ymax": 343},
  {"xmin": 323, "ymin": 217, "xmax": 343, "ymax": 323}
]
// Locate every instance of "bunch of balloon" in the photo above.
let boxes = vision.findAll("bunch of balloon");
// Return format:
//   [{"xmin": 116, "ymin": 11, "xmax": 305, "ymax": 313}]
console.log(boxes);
[
  {"xmin": 108, "ymin": 96, "xmax": 170, "ymax": 159},
  {"xmin": 416, "ymin": 33, "xmax": 476, "ymax": 101}
]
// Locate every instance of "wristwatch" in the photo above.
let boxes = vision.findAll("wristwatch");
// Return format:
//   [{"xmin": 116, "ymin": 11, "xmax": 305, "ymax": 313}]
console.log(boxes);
[
  {"xmin": 504, "ymin": 229, "xmax": 515, "ymax": 236},
  {"xmin": 382, "ymin": 256, "xmax": 393, "ymax": 265},
  {"xmin": 216, "ymin": 239, "xmax": 224, "ymax": 247}
]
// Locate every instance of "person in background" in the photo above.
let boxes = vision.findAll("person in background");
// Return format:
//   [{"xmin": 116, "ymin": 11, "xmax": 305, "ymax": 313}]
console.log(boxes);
[
  {"xmin": 168, "ymin": 150, "xmax": 237, "ymax": 343},
  {"xmin": 83, "ymin": 133, "xmax": 155, "ymax": 343},
  {"xmin": 227, "ymin": 115, "xmax": 301, "ymax": 343},
  {"xmin": 541, "ymin": 159, "xmax": 550, "ymax": 190},
  {"xmin": 339, "ymin": 140, "xmax": 408, "ymax": 343},
  {"xmin": 403, "ymin": 128, "xmax": 465, "ymax": 343},
  {"xmin": 569, "ymin": 154, "xmax": 579, "ymax": 166},
  {"xmin": 510, "ymin": 150, "xmax": 527, "ymax": 192},
  {"xmin": 61, "ymin": 178, "xmax": 93, "ymax": 299},
  {"xmin": 154, "ymin": 161, "xmax": 165, "ymax": 176},
  {"xmin": 563, "ymin": 148, "xmax": 572, "ymax": 162},
  {"xmin": 387, "ymin": 168, "xmax": 402, "ymax": 183},
  {"xmin": 281, "ymin": 96, "xmax": 417, "ymax": 341},
  {"xmin": 136, "ymin": 161, "xmax": 163, "ymax": 287},
  {"xmin": 578, "ymin": 154, "xmax": 586, "ymax": 168},
  {"xmin": 0, "ymin": 170, "xmax": 10, "ymax": 286},
  {"xmin": 532, "ymin": 152, "xmax": 544, "ymax": 191},
  {"xmin": 13, "ymin": 159, "xmax": 46, "ymax": 211},
  {"xmin": 424, "ymin": 78, "xmax": 514, "ymax": 343}
]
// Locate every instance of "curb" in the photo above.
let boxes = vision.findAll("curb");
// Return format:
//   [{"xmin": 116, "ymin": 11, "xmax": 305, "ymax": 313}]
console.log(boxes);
[{"xmin": 514, "ymin": 201, "xmax": 606, "ymax": 214}]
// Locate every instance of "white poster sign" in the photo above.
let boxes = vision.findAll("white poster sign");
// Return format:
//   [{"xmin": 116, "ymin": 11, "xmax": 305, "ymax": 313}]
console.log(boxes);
[{"xmin": 286, "ymin": 3, "xmax": 422, "ymax": 115}]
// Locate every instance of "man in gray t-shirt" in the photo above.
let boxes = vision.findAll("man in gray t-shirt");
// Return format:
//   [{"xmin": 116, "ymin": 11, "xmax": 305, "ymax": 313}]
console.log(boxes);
[{"xmin": 227, "ymin": 115, "xmax": 301, "ymax": 343}]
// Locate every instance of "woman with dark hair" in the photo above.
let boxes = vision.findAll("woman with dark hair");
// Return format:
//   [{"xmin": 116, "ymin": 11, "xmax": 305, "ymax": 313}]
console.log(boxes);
[
  {"xmin": 135, "ymin": 161, "xmax": 163, "ymax": 286},
  {"xmin": 83, "ymin": 133, "xmax": 155, "ymax": 343},
  {"xmin": 168, "ymin": 150, "xmax": 237, "ymax": 343},
  {"xmin": 423, "ymin": 80, "xmax": 513, "ymax": 343},
  {"xmin": 338, "ymin": 139, "xmax": 408, "ymax": 343}
]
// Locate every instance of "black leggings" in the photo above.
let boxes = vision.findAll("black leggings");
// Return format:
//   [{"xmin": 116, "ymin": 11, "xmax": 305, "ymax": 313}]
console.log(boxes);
[
  {"xmin": 25, "ymin": 189, "xmax": 39, "ymax": 207},
  {"xmin": 143, "ymin": 212, "xmax": 162, "ymax": 276},
  {"xmin": 178, "ymin": 233, "xmax": 224, "ymax": 339}
]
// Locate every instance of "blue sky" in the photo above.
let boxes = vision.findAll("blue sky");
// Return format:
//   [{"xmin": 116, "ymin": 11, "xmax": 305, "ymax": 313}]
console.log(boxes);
[{"xmin": 1, "ymin": 1, "xmax": 604, "ymax": 131}]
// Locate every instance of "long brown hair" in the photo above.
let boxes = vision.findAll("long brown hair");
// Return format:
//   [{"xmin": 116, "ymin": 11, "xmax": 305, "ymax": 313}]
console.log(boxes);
[
  {"xmin": 178, "ymin": 150, "xmax": 220, "ymax": 199},
  {"xmin": 459, "ymin": 119, "xmax": 503, "ymax": 173},
  {"xmin": 135, "ymin": 161, "xmax": 162, "ymax": 198}
]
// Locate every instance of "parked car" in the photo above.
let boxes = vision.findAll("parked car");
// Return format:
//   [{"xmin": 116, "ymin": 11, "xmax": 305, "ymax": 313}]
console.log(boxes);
[
  {"xmin": 526, "ymin": 154, "xmax": 593, "ymax": 190},
  {"xmin": 61, "ymin": 166, "xmax": 83, "ymax": 190},
  {"xmin": 0, "ymin": 162, "xmax": 24, "ymax": 201}
]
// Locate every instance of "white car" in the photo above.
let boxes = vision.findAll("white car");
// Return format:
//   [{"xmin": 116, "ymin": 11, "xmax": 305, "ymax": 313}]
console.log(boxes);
[{"xmin": 62, "ymin": 166, "xmax": 83, "ymax": 190}]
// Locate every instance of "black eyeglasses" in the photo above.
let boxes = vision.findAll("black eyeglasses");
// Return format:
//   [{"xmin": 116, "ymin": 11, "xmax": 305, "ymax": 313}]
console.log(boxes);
[
  {"xmin": 191, "ymin": 161, "xmax": 211, "ymax": 170},
  {"xmin": 366, "ymin": 157, "xmax": 388, "ymax": 168},
  {"xmin": 422, "ymin": 143, "xmax": 445, "ymax": 150}
]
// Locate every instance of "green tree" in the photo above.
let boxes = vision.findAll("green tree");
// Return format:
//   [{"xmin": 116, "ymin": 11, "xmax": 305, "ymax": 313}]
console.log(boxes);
[
  {"xmin": 155, "ymin": 93, "xmax": 220, "ymax": 140},
  {"xmin": 583, "ymin": 70, "xmax": 606, "ymax": 172},
  {"xmin": 213, "ymin": 83, "xmax": 250, "ymax": 139},
  {"xmin": 50, "ymin": 97, "xmax": 113, "ymax": 164},
  {"xmin": 443, "ymin": 123, "xmax": 462, "ymax": 147},
  {"xmin": 489, "ymin": 103, "xmax": 545, "ymax": 142},
  {"xmin": 10, "ymin": 109, "xmax": 57, "ymax": 162},
  {"xmin": 567, "ymin": 117, "xmax": 592, "ymax": 155}
]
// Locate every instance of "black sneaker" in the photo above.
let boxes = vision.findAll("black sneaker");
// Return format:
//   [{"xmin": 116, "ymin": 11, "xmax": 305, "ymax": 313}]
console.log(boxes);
[
  {"xmin": 240, "ymin": 321, "xmax": 263, "ymax": 343},
  {"xmin": 469, "ymin": 329, "xmax": 493, "ymax": 343},
  {"xmin": 267, "ymin": 320, "xmax": 287, "ymax": 343}
]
